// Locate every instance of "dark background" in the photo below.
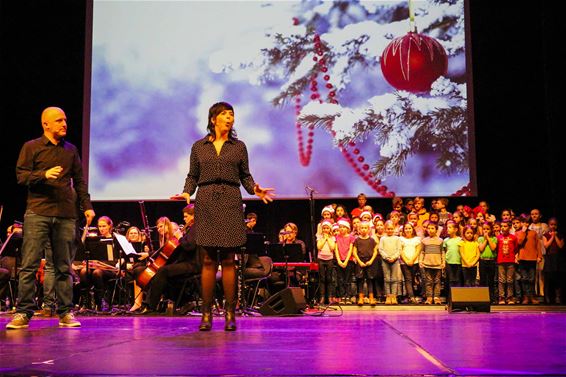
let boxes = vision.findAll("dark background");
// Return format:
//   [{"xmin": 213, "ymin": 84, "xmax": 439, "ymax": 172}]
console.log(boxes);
[{"xmin": 1, "ymin": 1, "xmax": 564, "ymax": 255}]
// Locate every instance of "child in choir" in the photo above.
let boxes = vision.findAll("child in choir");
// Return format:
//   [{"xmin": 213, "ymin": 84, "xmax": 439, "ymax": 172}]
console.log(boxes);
[
  {"xmin": 436, "ymin": 198, "xmax": 452, "ymax": 228},
  {"xmin": 334, "ymin": 204, "xmax": 349, "ymax": 221},
  {"xmin": 379, "ymin": 221, "xmax": 402, "ymax": 305},
  {"xmin": 400, "ymin": 222, "xmax": 422, "ymax": 304},
  {"xmin": 316, "ymin": 206, "xmax": 335, "ymax": 237},
  {"xmin": 387, "ymin": 210, "xmax": 403, "ymax": 235},
  {"xmin": 466, "ymin": 217, "xmax": 482, "ymax": 240},
  {"xmin": 371, "ymin": 217, "xmax": 386, "ymax": 302},
  {"xmin": 316, "ymin": 220, "xmax": 337, "ymax": 305},
  {"xmin": 360, "ymin": 211, "xmax": 373, "ymax": 224},
  {"xmin": 542, "ymin": 217, "xmax": 564, "ymax": 304},
  {"xmin": 492, "ymin": 221, "xmax": 502, "ymax": 237},
  {"xmin": 413, "ymin": 197, "xmax": 429, "ymax": 228},
  {"xmin": 496, "ymin": 220, "xmax": 519, "ymax": 304},
  {"xmin": 332, "ymin": 223, "xmax": 340, "ymax": 237},
  {"xmin": 430, "ymin": 212, "xmax": 444, "ymax": 238},
  {"xmin": 391, "ymin": 196, "xmax": 406, "ymax": 225},
  {"xmin": 372, "ymin": 217, "xmax": 385, "ymax": 241},
  {"xmin": 350, "ymin": 193, "xmax": 367, "ymax": 218},
  {"xmin": 406, "ymin": 212, "xmax": 424, "ymax": 237},
  {"xmin": 511, "ymin": 217, "xmax": 523, "ymax": 302},
  {"xmin": 516, "ymin": 214, "xmax": 542, "ymax": 304},
  {"xmin": 353, "ymin": 221, "xmax": 379, "ymax": 306},
  {"xmin": 452, "ymin": 211, "xmax": 465, "ymax": 236},
  {"xmin": 459, "ymin": 226, "xmax": 480, "ymax": 287},
  {"xmin": 478, "ymin": 222, "xmax": 498, "ymax": 303},
  {"xmin": 420, "ymin": 222, "xmax": 445, "ymax": 305},
  {"xmin": 404, "ymin": 198, "xmax": 414, "ymax": 215},
  {"xmin": 351, "ymin": 217, "xmax": 361, "ymax": 236},
  {"xmin": 334, "ymin": 219, "xmax": 356, "ymax": 304},
  {"xmin": 443, "ymin": 220, "xmax": 462, "ymax": 290}
]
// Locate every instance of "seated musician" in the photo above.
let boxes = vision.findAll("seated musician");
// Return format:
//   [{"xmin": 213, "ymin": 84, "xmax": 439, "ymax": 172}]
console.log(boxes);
[
  {"xmin": 126, "ymin": 226, "xmax": 149, "ymax": 312},
  {"xmin": 270, "ymin": 222, "xmax": 308, "ymax": 289},
  {"xmin": 245, "ymin": 212, "xmax": 258, "ymax": 233},
  {"xmin": 79, "ymin": 216, "xmax": 116, "ymax": 311},
  {"xmin": 243, "ymin": 213, "xmax": 267, "ymax": 280},
  {"xmin": 136, "ymin": 207, "xmax": 201, "ymax": 314},
  {"xmin": 1, "ymin": 224, "xmax": 22, "ymax": 311}
]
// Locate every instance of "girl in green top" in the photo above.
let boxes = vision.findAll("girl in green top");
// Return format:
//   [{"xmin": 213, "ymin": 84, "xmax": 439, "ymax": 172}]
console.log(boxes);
[{"xmin": 478, "ymin": 222, "xmax": 498, "ymax": 303}]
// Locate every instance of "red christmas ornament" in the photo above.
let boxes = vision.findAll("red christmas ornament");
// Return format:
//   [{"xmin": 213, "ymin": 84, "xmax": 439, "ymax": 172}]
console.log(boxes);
[{"xmin": 380, "ymin": 32, "xmax": 448, "ymax": 93}]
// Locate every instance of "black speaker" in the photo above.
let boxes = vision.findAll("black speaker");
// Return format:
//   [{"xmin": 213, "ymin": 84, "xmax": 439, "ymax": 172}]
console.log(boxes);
[
  {"xmin": 448, "ymin": 287, "xmax": 491, "ymax": 313},
  {"xmin": 258, "ymin": 287, "xmax": 307, "ymax": 316}
]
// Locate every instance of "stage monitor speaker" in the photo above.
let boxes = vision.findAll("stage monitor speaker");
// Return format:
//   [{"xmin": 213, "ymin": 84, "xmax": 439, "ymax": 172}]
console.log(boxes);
[
  {"xmin": 258, "ymin": 287, "xmax": 307, "ymax": 316},
  {"xmin": 448, "ymin": 287, "xmax": 490, "ymax": 313}
]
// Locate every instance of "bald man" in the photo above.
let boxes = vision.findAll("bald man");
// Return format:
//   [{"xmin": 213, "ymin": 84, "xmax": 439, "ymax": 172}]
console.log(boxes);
[{"xmin": 7, "ymin": 107, "xmax": 95, "ymax": 329}]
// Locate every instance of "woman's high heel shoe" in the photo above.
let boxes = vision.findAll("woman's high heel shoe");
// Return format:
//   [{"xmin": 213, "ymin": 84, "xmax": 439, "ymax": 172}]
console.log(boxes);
[
  {"xmin": 224, "ymin": 309, "xmax": 236, "ymax": 331},
  {"xmin": 199, "ymin": 310, "xmax": 212, "ymax": 331}
]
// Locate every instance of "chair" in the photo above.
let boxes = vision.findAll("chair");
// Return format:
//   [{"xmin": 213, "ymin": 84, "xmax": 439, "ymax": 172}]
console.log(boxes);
[
  {"xmin": 243, "ymin": 256, "xmax": 272, "ymax": 309},
  {"xmin": 172, "ymin": 273, "xmax": 201, "ymax": 313}
]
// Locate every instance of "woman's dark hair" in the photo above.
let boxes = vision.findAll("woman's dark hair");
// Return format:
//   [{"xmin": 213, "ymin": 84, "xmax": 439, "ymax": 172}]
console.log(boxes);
[{"xmin": 207, "ymin": 101, "xmax": 237, "ymax": 140}]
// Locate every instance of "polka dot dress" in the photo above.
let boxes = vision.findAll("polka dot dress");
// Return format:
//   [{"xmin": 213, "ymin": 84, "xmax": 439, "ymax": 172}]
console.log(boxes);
[{"xmin": 183, "ymin": 136, "xmax": 255, "ymax": 248}]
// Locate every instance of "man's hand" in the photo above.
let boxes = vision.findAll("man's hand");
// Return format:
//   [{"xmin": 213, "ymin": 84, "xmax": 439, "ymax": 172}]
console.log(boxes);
[
  {"xmin": 45, "ymin": 166, "xmax": 63, "ymax": 179},
  {"xmin": 84, "ymin": 209, "xmax": 96, "ymax": 226}
]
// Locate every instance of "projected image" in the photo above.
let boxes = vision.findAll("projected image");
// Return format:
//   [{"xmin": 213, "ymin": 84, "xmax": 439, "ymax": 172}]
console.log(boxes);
[{"xmin": 88, "ymin": 0, "xmax": 473, "ymax": 200}]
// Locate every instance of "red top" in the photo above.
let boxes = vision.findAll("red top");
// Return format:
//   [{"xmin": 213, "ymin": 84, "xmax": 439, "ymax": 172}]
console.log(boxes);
[{"xmin": 496, "ymin": 233, "xmax": 518, "ymax": 264}]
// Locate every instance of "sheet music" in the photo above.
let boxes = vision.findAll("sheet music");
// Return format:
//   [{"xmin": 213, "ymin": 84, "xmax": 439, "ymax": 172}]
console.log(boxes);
[{"xmin": 113, "ymin": 232, "xmax": 138, "ymax": 256}]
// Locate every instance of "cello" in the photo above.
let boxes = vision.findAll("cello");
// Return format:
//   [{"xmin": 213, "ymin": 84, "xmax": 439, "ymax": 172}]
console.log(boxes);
[{"xmin": 135, "ymin": 237, "xmax": 179, "ymax": 289}]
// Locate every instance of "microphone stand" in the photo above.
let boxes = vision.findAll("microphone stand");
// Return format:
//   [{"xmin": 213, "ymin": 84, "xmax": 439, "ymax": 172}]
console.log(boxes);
[{"xmin": 306, "ymin": 187, "xmax": 316, "ymax": 263}]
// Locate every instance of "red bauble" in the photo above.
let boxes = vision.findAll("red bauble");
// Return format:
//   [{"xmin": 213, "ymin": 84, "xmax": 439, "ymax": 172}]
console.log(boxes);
[{"xmin": 380, "ymin": 32, "xmax": 448, "ymax": 93}]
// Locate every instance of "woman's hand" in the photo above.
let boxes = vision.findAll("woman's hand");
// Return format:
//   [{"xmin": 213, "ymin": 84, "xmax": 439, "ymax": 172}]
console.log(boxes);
[
  {"xmin": 254, "ymin": 184, "xmax": 275, "ymax": 204},
  {"xmin": 170, "ymin": 192, "xmax": 191, "ymax": 204}
]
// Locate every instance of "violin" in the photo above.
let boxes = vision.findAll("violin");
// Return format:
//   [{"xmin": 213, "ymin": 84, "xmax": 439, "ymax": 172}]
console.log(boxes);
[{"xmin": 135, "ymin": 237, "xmax": 179, "ymax": 289}]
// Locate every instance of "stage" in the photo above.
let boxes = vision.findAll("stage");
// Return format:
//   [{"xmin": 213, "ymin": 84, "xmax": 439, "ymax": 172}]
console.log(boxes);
[{"xmin": 1, "ymin": 306, "xmax": 566, "ymax": 376}]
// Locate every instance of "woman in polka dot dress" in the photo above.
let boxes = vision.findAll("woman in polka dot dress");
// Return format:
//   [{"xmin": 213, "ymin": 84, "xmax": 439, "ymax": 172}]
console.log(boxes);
[{"xmin": 172, "ymin": 102, "xmax": 274, "ymax": 332}]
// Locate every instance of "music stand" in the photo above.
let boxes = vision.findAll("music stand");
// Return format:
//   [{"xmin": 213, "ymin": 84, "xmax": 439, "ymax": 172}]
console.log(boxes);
[
  {"xmin": 267, "ymin": 243, "xmax": 304, "ymax": 288},
  {"xmin": 78, "ymin": 237, "xmax": 117, "ymax": 311},
  {"xmin": 110, "ymin": 233, "xmax": 141, "ymax": 311},
  {"xmin": 0, "ymin": 231, "xmax": 22, "ymax": 308},
  {"xmin": 237, "ymin": 232, "xmax": 267, "ymax": 316}
]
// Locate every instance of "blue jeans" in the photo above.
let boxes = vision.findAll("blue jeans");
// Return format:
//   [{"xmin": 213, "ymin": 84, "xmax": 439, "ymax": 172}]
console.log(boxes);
[
  {"xmin": 382, "ymin": 259, "xmax": 402, "ymax": 295},
  {"xmin": 17, "ymin": 212, "xmax": 76, "ymax": 318}
]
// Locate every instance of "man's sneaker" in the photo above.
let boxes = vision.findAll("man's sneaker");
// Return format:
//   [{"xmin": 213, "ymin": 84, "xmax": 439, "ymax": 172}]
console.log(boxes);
[
  {"xmin": 59, "ymin": 312, "xmax": 81, "ymax": 328},
  {"xmin": 6, "ymin": 313, "xmax": 30, "ymax": 329}
]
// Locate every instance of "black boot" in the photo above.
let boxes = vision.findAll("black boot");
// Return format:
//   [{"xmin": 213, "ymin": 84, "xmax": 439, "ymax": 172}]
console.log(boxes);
[
  {"xmin": 199, "ymin": 306, "xmax": 212, "ymax": 331},
  {"xmin": 224, "ymin": 304, "xmax": 236, "ymax": 332}
]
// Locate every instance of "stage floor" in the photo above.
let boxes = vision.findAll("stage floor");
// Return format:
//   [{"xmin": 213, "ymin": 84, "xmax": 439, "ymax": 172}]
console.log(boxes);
[{"xmin": 1, "ymin": 306, "xmax": 566, "ymax": 376}]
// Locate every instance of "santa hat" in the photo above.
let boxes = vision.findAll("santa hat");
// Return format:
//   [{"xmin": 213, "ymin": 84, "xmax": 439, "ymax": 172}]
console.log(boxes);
[
  {"xmin": 321, "ymin": 220, "xmax": 333, "ymax": 228},
  {"xmin": 321, "ymin": 206, "xmax": 335, "ymax": 215},
  {"xmin": 373, "ymin": 213, "xmax": 383, "ymax": 222},
  {"xmin": 332, "ymin": 223, "xmax": 340, "ymax": 231},
  {"xmin": 359, "ymin": 211, "xmax": 372, "ymax": 219},
  {"xmin": 337, "ymin": 218, "xmax": 351, "ymax": 229}
]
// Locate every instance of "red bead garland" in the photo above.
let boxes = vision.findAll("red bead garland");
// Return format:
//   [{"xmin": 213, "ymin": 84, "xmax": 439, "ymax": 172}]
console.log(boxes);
[{"xmin": 295, "ymin": 32, "xmax": 469, "ymax": 196}]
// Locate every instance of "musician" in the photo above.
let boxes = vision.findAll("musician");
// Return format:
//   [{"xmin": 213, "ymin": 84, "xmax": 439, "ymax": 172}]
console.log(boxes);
[
  {"xmin": 245, "ymin": 212, "xmax": 258, "ymax": 233},
  {"xmin": 280, "ymin": 222, "xmax": 307, "ymax": 257},
  {"xmin": 137, "ymin": 204, "xmax": 200, "ymax": 314},
  {"xmin": 0, "ymin": 235, "xmax": 11, "ymax": 310},
  {"xmin": 126, "ymin": 226, "xmax": 149, "ymax": 312},
  {"xmin": 7, "ymin": 107, "xmax": 95, "ymax": 329},
  {"xmin": 1, "ymin": 225, "xmax": 22, "ymax": 311},
  {"xmin": 78, "ymin": 216, "xmax": 115, "ymax": 312},
  {"xmin": 271, "ymin": 222, "xmax": 308, "ymax": 289},
  {"xmin": 172, "ymin": 101, "xmax": 275, "ymax": 331},
  {"xmin": 155, "ymin": 216, "xmax": 175, "ymax": 249}
]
